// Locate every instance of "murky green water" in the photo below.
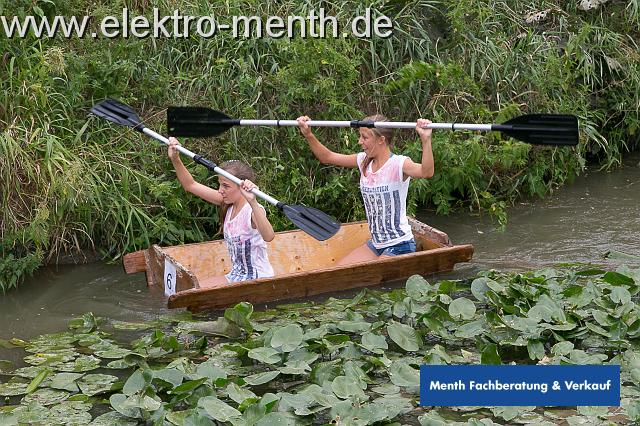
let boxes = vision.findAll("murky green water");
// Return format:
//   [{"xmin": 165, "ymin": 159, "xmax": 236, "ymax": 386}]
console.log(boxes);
[{"xmin": 1, "ymin": 153, "xmax": 638, "ymax": 341}]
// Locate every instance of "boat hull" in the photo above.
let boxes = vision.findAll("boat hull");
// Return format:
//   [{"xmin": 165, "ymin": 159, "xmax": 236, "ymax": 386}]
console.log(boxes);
[{"xmin": 123, "ymin": 218, "xmax": 473, "ymax": 311}]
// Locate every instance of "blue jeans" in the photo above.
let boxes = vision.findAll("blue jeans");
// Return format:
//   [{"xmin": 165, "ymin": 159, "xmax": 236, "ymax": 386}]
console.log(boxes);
[{"xmin": 366, "ymin": 238, "xmax": 416, "ymax": 257}]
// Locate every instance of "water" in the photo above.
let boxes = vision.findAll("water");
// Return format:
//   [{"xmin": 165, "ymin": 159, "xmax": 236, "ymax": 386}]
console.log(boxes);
[
  {"xmin": 421, "ymin": 152, "xmax": 639, "ymax": 272},
  {"xmin": 1, "ymin": 153, "xmax": 638, "ymax": 341}
]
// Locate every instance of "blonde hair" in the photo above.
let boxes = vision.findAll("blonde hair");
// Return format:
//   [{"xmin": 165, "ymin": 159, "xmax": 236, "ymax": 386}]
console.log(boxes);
[
  {"xmin": 360, "ymin": 114, "xmax": 394, "ymax": 176},
  {"xmin": 217, "ymin": 160, "xmax": 256, "ymax": 234}
]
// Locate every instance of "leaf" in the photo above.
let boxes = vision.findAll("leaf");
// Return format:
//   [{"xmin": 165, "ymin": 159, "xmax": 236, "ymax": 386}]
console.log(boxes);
[
  {"xmin": 454, "ymin": 319, "xmax": 486, "ymax": 339},
  {"xmin": 49, "ymin": 372, "xmax": 84, "ymax": 392},
  {"xmin": 331, "ymin": 376, "xmax": 365, "ymax": 399},
  {"xmin": 199, "ymin": 396, "xmax": 241, "ymax": 422},
  {"xmin": 243, "ymin": 371, "xmax": 280, "ymax": 386},
  {"xmin": 527, "ymin": 340, "xmax": 545, "ymax": 360},
  {"xmin": 551, "ymin": 341, "xmax": 574, "ymax": 356},
  {"xmin": 361, "ymin": 332, "xmax": 388, "ymax": 353},
  {"xmin": 471, "ymin": 277, "xmax": 491, "ymax": 302},
  {"xmin": 26, "ymin": 368, "xmax": 51, "ymax": 394},
  {"xmin": 169, "ymin": 377, "xmax": 208, "ymax": 394},
  {"xmin": 255, "ymin": 412, "xmax": 298, "ymax": 426},
  {"xmin": 122, "ymin": 369, "xmax": 147, "ymax": 396},
  {"xmin": 610, "ymin": 287, "xmax": 632, "ymax": 305},
  {"xmin": 406, "ymin": 275, "xmax": 433, "ymax": 300},
  {"xmin": 77, "ymin": 373, "xmax": 118, "ymax": 396},
  {"xmin": 153, "ymin": 368, "xmax": 184, "ymax": 387},
  {"xmin": 389, "ymin": 361, "xmax": 420, "ymax": 387},
  {"xmin": 603, "ymin": 271, "xmax": 634, "ymax": 286},
  {"xmin": 248, "ymin": 347, "xmax": 281, "ymax": 365},
  {"xmin": 481, "ymin": 343, "xmax": 501, "ymax": 365},
  {"xmin": 226, "ymin": 382, "xmax": 257, "ymax": 404},
  {"xmin": 224, "ymin": 302, "xmax": 254, "ymax": 333},
  {"xmin": 448, "ymin": 297, "xmax": 476, "ymax": 320},
  {"xmin": 270, "ymin": 324, "xmax": 303, "ymax": 352},
  {"xmin": 196, "ymin": 360, "xmax": 228, "ymax": 382},
  {"xmin": 22, "ymin": 388, "xmax": 69, "ymax": 406},
  {"xmin": 387, "ymin": 321, "xmax": 421, "ymax": 352}
]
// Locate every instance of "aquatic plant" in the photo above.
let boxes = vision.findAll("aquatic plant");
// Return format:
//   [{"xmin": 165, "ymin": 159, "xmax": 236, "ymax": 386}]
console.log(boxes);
[{"xmin": 1, "ymin": 265, "xmax": 638, "ymax": 424}]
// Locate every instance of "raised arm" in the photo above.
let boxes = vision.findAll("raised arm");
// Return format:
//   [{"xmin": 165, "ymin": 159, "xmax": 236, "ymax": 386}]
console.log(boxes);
[
  {"xmin": 297, "ymin": 116, "xmax": 358, "ymax": 168},
  {"xmin": 403, "ymin": 119, "xmax": 435, "ymax": 180},
  {"xmin": 168, "ymin": 137, "xmax": 224, "ymax": 205},
  {"xmin": 240, "ymin": 180, "xmax": 275, "ymax": 242}
]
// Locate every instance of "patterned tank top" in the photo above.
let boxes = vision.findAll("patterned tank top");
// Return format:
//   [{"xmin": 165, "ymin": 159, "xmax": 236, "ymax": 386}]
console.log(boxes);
[
  {"xmin": 223, "ymin": 202, "xmax": 274, "ymax": 282},
  {"xmin": 356, "ymin": 152, "xmax": 413, "ymax": 249}
]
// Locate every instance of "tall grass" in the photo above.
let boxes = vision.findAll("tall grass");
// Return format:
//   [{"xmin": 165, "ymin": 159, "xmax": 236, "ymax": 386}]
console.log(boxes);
[{"xmin": 1, "ymin": 0, "xmax": 638, "ymax": 291}]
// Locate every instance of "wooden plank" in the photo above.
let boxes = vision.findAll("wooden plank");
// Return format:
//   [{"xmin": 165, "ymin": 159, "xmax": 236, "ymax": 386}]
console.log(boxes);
[
  {"xmin": 168, "ymin": 244, "xmax": 474, "ymax": 311},
  {"xmin": 122, "ymin": 250, "xmax": 147, "ymax": 274}
]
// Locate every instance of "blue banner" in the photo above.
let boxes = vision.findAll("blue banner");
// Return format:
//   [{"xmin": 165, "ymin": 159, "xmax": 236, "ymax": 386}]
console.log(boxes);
[{"xmin": 420, "ymin": 365, "xmax": 620, "ymax": 406}]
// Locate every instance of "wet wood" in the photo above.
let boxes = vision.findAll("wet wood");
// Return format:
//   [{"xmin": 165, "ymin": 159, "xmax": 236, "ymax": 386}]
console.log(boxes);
[
  {"xmin": 123, "ymin": 218, "xmax": 473, "ymax": 311},
  {"xmin": 122, "ymin": 250, "xmax": 146, "ymax": 274}
]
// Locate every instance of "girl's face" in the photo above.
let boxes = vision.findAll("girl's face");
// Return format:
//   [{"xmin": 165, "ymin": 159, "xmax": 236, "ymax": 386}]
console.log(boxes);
[
  {"xmin": 358, "ymin": 128, "xmax": 385, "ymax": 156},
  {"xmin": 218, "ymin": 176, "xmax": 241, "ymax": 204}
]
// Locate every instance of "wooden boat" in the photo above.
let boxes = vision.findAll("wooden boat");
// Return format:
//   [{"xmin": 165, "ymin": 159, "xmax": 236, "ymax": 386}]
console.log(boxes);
[{"xmin": 123, "ymin": 218, "xmax": 474, "ymax": 311}]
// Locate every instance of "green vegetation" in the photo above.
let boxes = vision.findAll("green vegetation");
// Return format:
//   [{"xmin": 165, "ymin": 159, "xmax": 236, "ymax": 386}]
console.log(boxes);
[
  {"xmin": 1, "ymin": 265, "xmax": 639, "ymax": 423},
  {"xmin": 1, "ymin": 0, "xmax": 639, "ymax": 290}
]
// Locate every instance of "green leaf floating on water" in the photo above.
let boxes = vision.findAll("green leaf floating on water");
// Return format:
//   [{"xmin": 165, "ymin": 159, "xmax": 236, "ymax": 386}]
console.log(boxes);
[
  {"xmin": 49, "ymin": 372, "xmax": 84, "ymax": 392},
  {"xmin": 0, "ymin": 381, "xmax": 29, "ymax": 396},
  {"xmin": 448, "ymin": 297, "xmax": 476, "ymax": 320},
  {"xmin": 198, "ymin": 395, "xmax": 242, "ymax": 422},
  {"xmin": 331, "ymin": 375, "xmax": 366, "ymax": 399},
  {"xmin": 21, "ymin": 388, "xmax": 69, "ymax": 406},
  {"xmin": 388, "ymin": 361, "xmax": 420, "ymax": 387},
  {"xmin": 248, "ymin": 347, "xmax": 281, "ymax": 364},
  {"xmin": 77, "ymin": 373, "xmax": 119, "ymax": 396},
  {"xmin": 270, "ymin": 324, "xmax": 304, "ymax": 352},
  {"xmin": 224, "ymin": 302, "xmax": 254, "ymax": 333},
  {"xmin": 361, "ymin": 332, "xmax": 388, "ymax": 353},
  {"xmin": 243, "ymin": 371, "xmax": 280, "ymax": 386},
  {"xmin": 387, "ymin": 321, "xmax": 421, "ymax": 352}
]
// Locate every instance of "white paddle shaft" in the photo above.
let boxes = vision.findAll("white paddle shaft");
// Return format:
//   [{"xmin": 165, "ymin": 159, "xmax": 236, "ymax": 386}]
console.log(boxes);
[
  {"xmin": 238, "ymin": 119, "xmax": 493, "ymax": 131},
  {"xmin": 142, "ymin": 127, "xmax": 280, "ymax": 206}
]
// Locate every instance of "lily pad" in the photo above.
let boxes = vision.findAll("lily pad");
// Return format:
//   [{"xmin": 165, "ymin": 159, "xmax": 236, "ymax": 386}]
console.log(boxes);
[
  {"xmin": 270, "ymin": 324, "xmax": 304, "ymax": 352},
  {"xmin": 387, "ymin": 321, "xmax": 421, "ymax": 352},
  {"xmin": 13, "ymin": 365, "xmax": 48, "ymax": 379},
  {"xmin": 90, "ymin": 410, "xmax": 140, "ymax": 425},
  {"xmin": 388, "ymin": 361, "xmax": 420, "ymax": 387},
  {"xmin": 24, "ymin": 350, "xmax": 77, "ymax": 366},
  {"xmin": 0, "ymin": 381, "xmax": 29, "ymax": 396},
  {"xmin": 226, "ymin": 382, "xmax": 257, "ymax": 404},
  {"xmin": 55, "ymin": 355, "xmax": 101, "ymax": 372},
  {"xmin": 448, "ymin": 297, "xmax": 476, "ymax": 320},
  {"xmin": 248, "ymin": 347, "xmax": 281, "ymax": 364},
  {"xmin": 21, "ymin": 388, "xmax": 69, "ymax": 406},
  {"xmin": 243, "ymin": 371, "xmax": 280, "ymax": 386},
  {"xmin": 49, "ymin": 372, "xmax": 84, "ymax": 392},
  {"xmin": 198, "ymin": 395, "xmax": 242, "ymax": 422},
  {"xmin": 77, "ymin": 373, "xmax": 118, "ymax": 396},
  {"xmin": 331, "ymin": 375, "xmax": 365, "ymax": 399},
  {"xmin": 106, "ymin": 359, "xmax": 130, "ymax": 369},
  {"xmin": 361, "ymin": 332, "xmax": 388, "ymax": 353}
]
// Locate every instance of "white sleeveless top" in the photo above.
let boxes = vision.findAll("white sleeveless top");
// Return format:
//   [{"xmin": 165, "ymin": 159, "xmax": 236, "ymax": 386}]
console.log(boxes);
[
  {"xmin": 357, "ymin": 152, "xmax": 413, "ymax": 249},
  {"xmin": 223, "ymin": 202, "xmax": 274, "ymax": 282}
]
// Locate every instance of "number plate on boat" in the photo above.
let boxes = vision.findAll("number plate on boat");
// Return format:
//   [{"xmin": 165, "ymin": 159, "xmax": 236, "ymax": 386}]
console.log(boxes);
[{"xmin": 164, "ymin": 259, "xmax": 177, "ymax": 297}]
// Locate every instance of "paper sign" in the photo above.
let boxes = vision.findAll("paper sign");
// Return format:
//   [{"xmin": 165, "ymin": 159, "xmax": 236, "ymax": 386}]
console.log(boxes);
[{"xmin": 164, "ymin": 258, "xmax": 177, "ymax": 297}]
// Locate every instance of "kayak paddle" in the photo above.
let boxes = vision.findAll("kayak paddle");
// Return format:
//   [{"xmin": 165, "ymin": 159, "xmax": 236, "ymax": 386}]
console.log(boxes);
[
  {"xmin": 91, "ymin": 98, "xmax": 341, "ymax": 241},
  {"xmin": 167, "ymin": 107, "xmax": 579, "ymax": 146}
]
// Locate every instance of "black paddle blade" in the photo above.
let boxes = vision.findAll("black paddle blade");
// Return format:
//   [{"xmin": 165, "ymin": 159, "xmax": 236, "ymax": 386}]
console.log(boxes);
[
  {"xmin": 91, "ymin": 98, "xmax": 144, "ymax": 130},
  {"xmin": 167, "ymin": 106, "xmax": 240, "ymax": 137},
  {"xmin": 280, "ymin": 204, "xmax": 340, "ymax": 241},
  {"xmin": 494, "ymin": 114, "xmax": 579, "ymax": 146}
]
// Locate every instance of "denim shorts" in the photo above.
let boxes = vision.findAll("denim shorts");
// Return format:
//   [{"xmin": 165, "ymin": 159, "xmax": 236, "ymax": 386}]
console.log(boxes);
[{"xmin": 366, "ymin": 238, "xmax": 416, "ymax": 257}]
